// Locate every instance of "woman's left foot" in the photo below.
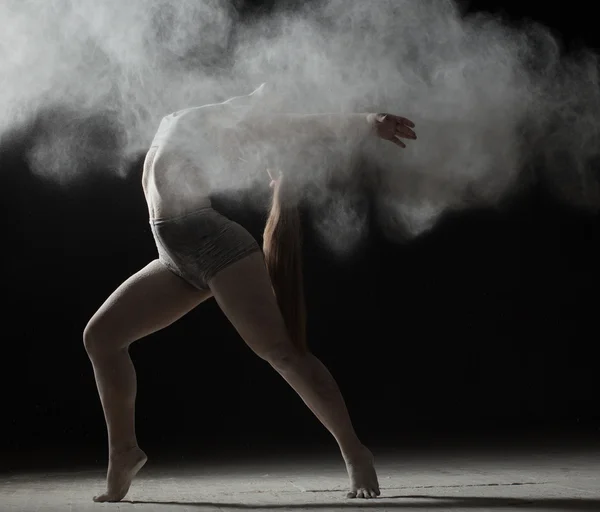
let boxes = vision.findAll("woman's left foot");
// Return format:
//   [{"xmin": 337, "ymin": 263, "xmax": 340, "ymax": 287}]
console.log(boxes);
[
  {"xmin": 93, "ymin": 446, "xmax": 147, "ymax": 502},
  {"xmin": 343, "ymin": 445, "xmax": 380, "ymax": 499}
]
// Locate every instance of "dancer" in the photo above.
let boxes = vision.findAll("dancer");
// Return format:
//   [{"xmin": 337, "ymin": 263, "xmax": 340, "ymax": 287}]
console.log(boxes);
[{"xmin": 83, "ymin": 84, "xmax": 417, "ymax": 502}]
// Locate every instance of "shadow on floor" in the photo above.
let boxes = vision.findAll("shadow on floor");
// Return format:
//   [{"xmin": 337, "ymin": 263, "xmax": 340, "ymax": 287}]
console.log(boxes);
[{"xmin": 128, "ymin": 495, "xmax": 600, "ymax": 509}]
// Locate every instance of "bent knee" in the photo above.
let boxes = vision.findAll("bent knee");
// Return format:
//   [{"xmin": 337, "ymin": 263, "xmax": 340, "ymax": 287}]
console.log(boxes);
[
  {"xmin": 262, "ymin": 343, "xmax": 307, "ymax": 369},
  {"xmin": 83, "ymin": 319, "xmax": 104, "ymax": 355},
  {"xmin": 83, "ymin": 317, "xmax": 126, "ymax": 356}
]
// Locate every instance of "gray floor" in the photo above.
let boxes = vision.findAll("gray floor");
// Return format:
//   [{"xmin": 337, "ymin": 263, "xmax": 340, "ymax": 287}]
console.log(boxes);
[{"xmin": 1, "ymin": 445, "xmax": 599, "ymax": 511}]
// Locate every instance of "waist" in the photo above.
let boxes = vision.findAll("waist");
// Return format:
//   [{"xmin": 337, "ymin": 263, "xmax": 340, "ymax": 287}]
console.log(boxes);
[
  {"xmin": 143, "ymin": 145, "xmax": 212, "ymax": 220},
  {"xmin": 146, "ymin": 193, "xmax": 212, "ymax": 222},
  {"xmin": 150, "ymin": 205, "xmax": 214, "ymax": 225}
]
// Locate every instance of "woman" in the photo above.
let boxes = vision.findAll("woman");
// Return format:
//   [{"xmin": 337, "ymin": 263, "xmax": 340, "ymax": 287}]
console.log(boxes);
[{"xmin": 83, "ymin": 84, "xmax": 417, "ymax": 503}]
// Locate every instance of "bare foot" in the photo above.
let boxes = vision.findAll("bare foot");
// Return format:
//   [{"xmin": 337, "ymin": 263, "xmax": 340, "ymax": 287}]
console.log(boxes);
[
  {"xmin": 93, "ymin": 446, "xmax": 147, "ymax": 502},
  {"xmin": 343, "ymin": 445, "xmax": 380, "ymax": 499}
]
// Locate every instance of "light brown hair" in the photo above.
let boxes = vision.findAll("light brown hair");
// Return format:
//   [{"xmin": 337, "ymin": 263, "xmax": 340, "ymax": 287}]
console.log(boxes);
[{"xmin": 262, "ymin": 174, "xmax": 307, "ymax": 352}]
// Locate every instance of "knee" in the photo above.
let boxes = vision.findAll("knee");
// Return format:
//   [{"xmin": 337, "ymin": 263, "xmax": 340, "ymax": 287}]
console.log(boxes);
[
  {"xmin": 83, "ymin": 317, "xmax": 117, "ymax": 357},
  {"xmin": 83, "ymin": 319, "xmax": 101, "ymax": 356},
  {"xmin": 262, "ymin": 344, "xmax": 307, "ymax": 370}
]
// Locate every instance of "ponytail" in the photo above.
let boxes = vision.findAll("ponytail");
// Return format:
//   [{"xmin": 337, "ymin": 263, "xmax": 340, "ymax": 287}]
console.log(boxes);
[{"xmin": 262, "ymin": 174, "xmax": 307, "ymax": 352}]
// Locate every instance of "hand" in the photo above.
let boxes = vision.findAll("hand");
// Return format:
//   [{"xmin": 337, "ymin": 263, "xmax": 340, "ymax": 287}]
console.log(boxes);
[{"xmin": 370, "ymin": 113, "xmax": 417, "ymax": 148}]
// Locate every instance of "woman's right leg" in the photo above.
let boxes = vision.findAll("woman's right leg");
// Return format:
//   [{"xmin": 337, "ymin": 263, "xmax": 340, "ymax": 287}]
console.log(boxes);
[
  {"xmin": 208, "ymin": 252, "xmax": 380, "ymax": 499},
  {"xmin": 83, "ymin": 259, "xmax": 212, "ymax": 502}
]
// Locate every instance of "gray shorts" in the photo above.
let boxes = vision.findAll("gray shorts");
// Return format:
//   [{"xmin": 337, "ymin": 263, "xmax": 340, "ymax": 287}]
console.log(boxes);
[{"xmin": 150, "ymin": 207, "xmax": 261, "ymax": 290}]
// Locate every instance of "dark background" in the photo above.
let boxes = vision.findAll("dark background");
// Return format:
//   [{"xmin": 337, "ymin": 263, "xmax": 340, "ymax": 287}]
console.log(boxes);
[{"xmin": 1, "ymin": 0, "xmax": 599, "ymax": 472}]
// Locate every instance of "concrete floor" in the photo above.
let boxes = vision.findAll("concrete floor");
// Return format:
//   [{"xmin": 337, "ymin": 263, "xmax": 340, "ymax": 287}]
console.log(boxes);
[{"xmin": 1, "ymin": 445, "xmax": 599, "ymax": 511}]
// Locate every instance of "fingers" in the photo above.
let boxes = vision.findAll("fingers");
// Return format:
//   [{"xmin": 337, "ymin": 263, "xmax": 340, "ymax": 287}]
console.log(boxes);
[
  {"xmin": 374, "ymin": 113, "xmax": 417, "ymax": 148},
  {"xmin": 398, "ymin": 116, "xmax": 415, "ymax": 128},
  {"xmin": 393, "ymin": 135, "xmax": 406, "ymax": 148},
  {"xmin": 394, "ymin": 120, "xmax": 417, "ymax": 149},
  {"xmin": 397, "ymin": 125, "xmax": 417, "ymax": 139}
]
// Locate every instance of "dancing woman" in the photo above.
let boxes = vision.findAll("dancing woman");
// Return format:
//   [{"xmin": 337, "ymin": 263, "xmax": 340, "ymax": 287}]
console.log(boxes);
[{"xmin": 84, "ymin": 85, "xmax": 417, "ymax": 502}]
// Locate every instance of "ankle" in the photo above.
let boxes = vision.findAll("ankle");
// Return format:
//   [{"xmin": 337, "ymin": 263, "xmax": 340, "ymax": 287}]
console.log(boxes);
[
  {"xmin": 338, "ymin": 438, "xmax": 366, "ymax": 460},
  {"xmin": 109, "ymin": 443, "xmax": 139, "ymax": 458}
]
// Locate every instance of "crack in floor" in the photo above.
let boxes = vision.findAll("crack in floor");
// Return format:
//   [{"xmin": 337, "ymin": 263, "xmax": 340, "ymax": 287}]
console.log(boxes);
[
  {"xmin": 215, "ymin": 481, "xmax": 552, "ymax": 494},
  {"xmin": 305, "ymin": 481, "xmax": 552, "ymax": 492}
]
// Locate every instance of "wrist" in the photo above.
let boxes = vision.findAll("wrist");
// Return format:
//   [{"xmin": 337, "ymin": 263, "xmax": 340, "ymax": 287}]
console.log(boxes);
[{"xmin": 365, "ymin": 113, "xmax": 377, "ymax": 128}]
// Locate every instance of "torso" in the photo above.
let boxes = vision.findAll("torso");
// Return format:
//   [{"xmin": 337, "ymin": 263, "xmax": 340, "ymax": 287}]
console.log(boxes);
[{"xmin": 142, "ymin": 85, "xmax": 266, "ymax": 220}]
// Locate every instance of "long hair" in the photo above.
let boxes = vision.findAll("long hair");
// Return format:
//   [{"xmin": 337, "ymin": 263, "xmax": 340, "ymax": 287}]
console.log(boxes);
[{"xmin": 262, "ymin": 173, "xmax": 307, "ymax": 352}]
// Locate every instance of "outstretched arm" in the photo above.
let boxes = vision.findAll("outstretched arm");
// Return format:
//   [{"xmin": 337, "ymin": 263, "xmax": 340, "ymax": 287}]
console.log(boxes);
[
  {"xmin": 233, "ymin": 112, "xmax": 371, "ymax": 146},
  {"xmin": 232, "ymin": 112, "xmax": 416, "ymax": 148}
]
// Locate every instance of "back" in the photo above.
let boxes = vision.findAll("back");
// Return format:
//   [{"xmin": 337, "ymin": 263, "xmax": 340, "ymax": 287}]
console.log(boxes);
[
  {"xmin": 143, "ymin": 84, "xmax": 267, "ymax": 219},
  {"xmin": 151, "ymin": 83, "xmax": 268, "ymax": 151}
]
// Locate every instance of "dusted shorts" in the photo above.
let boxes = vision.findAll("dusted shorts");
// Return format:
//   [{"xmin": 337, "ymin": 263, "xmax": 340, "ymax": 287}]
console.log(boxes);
[{"xmin": 150, "ymin": 207, "xmax": 260, "ymax": 290}]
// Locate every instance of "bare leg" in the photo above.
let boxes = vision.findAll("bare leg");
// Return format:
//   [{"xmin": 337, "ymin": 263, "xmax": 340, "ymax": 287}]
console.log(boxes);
[
  {"xmin": 84, "ymin": 260, "xmax": 212, "ymax": 502},
  {"xmin": 208, "ymin": 252, "xmax": 380, "ymax": 499}
]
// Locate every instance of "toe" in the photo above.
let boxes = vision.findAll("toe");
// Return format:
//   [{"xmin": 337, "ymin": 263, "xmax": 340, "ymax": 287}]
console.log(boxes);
[
  {"xmin": 369, "ymin": 489, "xmax": 378, "ymax": 498},
  {"xmin": 93, "ymin": 495, "xmax": 107, "ymax": 503},
  {"xmin": 346, "ymin": 490, "xmax": 357, "ymax": 499}
]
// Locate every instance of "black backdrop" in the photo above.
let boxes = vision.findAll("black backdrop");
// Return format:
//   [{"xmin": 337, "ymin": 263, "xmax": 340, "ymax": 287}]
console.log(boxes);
[{"xmin": 1, "ymin": 0, "xmax": 599, "ymax": 471}]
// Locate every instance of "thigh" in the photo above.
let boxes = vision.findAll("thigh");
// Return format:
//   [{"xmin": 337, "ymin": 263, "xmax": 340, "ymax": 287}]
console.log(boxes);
[
  {"xmin": 207, "ymin": 251, "xmax": 294, "ymax": 359},
  {"xmin": 85, "ymin": 259, "xmax": 212, "ymax": 348}
]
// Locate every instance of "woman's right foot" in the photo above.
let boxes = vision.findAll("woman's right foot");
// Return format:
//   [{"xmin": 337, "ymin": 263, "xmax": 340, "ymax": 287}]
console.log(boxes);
[{"xmin": 93, "ymin": 446, "xmax": 147, "ymax": 502}]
